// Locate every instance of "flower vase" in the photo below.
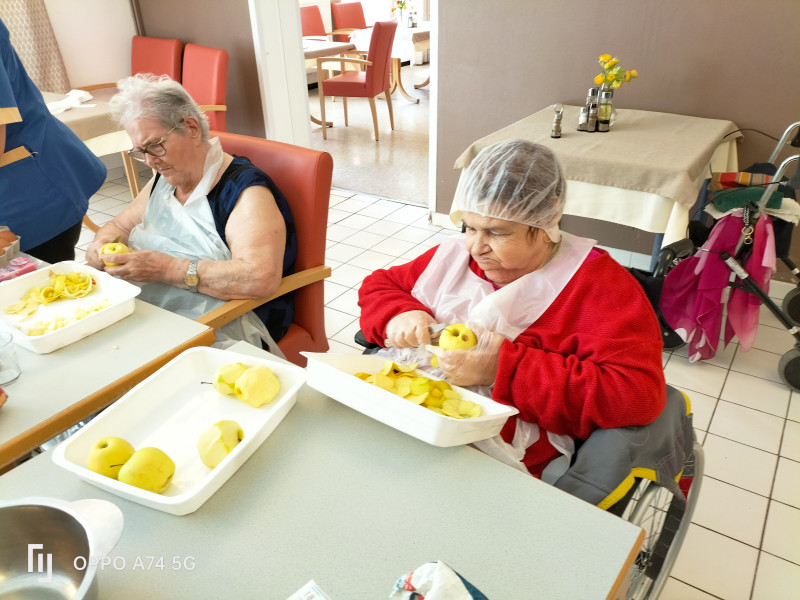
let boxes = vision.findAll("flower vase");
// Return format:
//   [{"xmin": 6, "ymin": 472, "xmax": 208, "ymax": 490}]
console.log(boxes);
[{"xmin": 396, "ymin": 9, "xmax": 403, "ymax": 24}]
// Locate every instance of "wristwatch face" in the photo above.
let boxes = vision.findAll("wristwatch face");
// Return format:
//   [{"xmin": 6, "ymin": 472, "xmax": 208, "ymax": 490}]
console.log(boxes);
[{"xmin": 185, "ymin": 261, "xmax": 199, "ymax": 289}]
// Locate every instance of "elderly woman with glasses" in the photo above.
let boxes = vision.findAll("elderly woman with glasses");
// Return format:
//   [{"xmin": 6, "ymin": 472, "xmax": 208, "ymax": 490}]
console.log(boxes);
[
  {"xmin": 358, "ymin": 139, "xmax": 666, "ymax": 481},
  {"xmin": 86, "ymin": 74, "xmax": 296, "ymax": 351}
]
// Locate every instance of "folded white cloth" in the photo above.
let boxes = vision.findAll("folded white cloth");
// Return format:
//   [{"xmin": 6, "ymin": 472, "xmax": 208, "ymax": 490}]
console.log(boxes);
[{"xmin": 46, "ymin": 89, "xmax": 95, "ymax": 115}]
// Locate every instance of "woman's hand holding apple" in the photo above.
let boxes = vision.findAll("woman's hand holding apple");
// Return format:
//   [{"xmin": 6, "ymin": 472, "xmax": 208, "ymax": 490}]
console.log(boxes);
[{"xmin": 437, "ymin": 324, "xmax": 505, "ymax": 387}]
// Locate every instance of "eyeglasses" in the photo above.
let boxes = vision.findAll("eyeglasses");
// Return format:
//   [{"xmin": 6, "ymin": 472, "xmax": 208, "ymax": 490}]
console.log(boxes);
[{"xmin": 127, "ymin": 122, "xmax": 181, "ymax": 162}]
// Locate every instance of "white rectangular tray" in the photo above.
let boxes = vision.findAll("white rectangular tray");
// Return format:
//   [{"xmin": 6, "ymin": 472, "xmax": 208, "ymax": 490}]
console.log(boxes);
[
  {"xmin": 302, "ymin": 352, "xmax": 518, "ymax": 447},
  {"xmin": 52, "ymin": 347, "xmax": 306, "ymax": 515},
  {"xmin": 0, "ymin": 261, "xmax": 141, "ymax": 353}
]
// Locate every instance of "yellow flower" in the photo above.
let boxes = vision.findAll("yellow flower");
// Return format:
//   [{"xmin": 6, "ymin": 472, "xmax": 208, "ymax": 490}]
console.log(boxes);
[
  {"xmin": 606, "ymin": 57, "xmax": 619, "ymax": 68},
  {"xmin": 630, "ymin": 69, "xmax": 639, "ymax": 78},
  {"xmin": 625, "ymin": 70, "xmax": 631, "ymax": 82},
  {"xmin": 599, "ymin": 54, "xmax": 612, "ymax": 62},
  {"xmin": 594, "ymin": 74, "xmax": 605, "ymax": 86},
  {"xmin": 612, "ymin": 80, "xmax": 622, "ymax": 89},
  {"xmin": 606, "ymin": 73, "xmax": 616, "ymax": 82}
]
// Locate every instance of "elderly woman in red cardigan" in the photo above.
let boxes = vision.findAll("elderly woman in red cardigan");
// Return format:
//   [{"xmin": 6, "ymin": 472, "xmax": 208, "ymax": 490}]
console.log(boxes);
[{"xmin": 358, "ymin": 139, "xmax": 666, "ymax": 481}]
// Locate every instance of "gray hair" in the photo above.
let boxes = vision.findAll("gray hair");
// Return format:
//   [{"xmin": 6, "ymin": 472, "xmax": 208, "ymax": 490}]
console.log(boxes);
[{"xmin": 109, "ymin": 74, "xmax": 210, "ymax": 141}]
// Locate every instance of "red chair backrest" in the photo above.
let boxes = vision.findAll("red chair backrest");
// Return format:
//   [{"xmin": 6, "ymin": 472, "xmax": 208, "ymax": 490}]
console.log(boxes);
[
  {"xmin": 182, "ymin": 43, "xmax": 228, "ymax": 131},
  {"xmin": 211, "ymin": 131, "xmax": 333, "ymax": 367},
  {"xmin": 131, "ymin": 35, "xmax": 182, "ymax": 81},
  {"xmin": 364, "ymin": 21, "xmax": 396, "ymax": 95},
  {"xmin": 300, "ymin": 5, "xmax": 327, "ymax": 37},
  {"xmin": 330, "ymin": 1, "xmax": 367, "ymax": 41}
]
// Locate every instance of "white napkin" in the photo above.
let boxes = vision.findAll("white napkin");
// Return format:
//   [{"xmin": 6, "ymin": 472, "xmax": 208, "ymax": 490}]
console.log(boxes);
[{"xmin": 46, "ymin": 89, "xmax": 96, "ymax": 115}]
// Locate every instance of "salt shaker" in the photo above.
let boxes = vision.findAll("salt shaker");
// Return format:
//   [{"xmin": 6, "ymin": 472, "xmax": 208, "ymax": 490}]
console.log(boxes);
[{"xmin": 551, "ymin": 103, "xmax": 564, "ymax": 138}]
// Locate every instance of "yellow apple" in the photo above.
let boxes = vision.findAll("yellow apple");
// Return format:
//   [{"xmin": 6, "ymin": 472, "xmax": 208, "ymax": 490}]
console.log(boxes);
[
  {"xmin": 438, "ymin": 324, "xmax": 478, "ymax": 351},
  {"xmin": 213, "ymin": 362, "xmax": 249, "ymax": 396},
  {"xmin": 197, "ymin": 420, "xmax": 244, "ymax": 468},
  {"xmin": 86, "ymin": 436, "xmax": 135, "ymax": 479},
  {"xmin": 118, "ymin": 447, "xmax": 175, "ymax": 494},
  {"xmin": 234, "ymin": 365, "xmax": 281, "ymax": 407},
  {"xmin": 101, "ymin": 241, "xmax": 130, "ymax": 267}
]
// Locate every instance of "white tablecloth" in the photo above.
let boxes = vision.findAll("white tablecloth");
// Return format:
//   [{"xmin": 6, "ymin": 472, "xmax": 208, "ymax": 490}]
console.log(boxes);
[{"xmin": 455, "ymin": 105, "xmax": 741, "ymax": 246}]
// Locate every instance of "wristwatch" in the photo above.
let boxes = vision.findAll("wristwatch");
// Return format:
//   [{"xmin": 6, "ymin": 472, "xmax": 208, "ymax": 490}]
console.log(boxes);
[{"xmin": 185, "ymin": 260, "xmax": 199, "ymax": 292}]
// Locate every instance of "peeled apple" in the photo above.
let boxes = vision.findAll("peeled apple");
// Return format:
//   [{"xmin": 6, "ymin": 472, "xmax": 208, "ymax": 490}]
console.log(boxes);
[{"xmin": 197, "ymin": 420, "xmax": 244, "ymax": 468}]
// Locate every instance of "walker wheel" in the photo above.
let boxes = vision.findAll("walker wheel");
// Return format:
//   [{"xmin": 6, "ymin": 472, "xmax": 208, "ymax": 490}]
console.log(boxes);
[
  {"xmin": 778, "ymin": 348, "xmax": 800, "ymax": 392},
  {"xmin": 781, "ymin": 288, "xmax": 800, "ymax": 327}
]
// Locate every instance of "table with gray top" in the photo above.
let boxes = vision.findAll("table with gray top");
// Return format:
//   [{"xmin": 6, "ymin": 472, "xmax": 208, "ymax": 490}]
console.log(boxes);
[{"xmin": 0, "ymin": 341, "xmax": 643, "ymax": 599}]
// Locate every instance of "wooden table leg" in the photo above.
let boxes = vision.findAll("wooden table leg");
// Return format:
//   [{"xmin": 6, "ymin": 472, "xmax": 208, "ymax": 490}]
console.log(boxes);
[
  {"xmin": 390, "ymin": 58, "xmax": 420, "ymax": 104},
  {"xmin": 121, "ymin": 151, "xmax": 142, "ymax": 200},
  {"xmin": 414, "ymin": 76, "xmax": 430, "ymax": 89}
]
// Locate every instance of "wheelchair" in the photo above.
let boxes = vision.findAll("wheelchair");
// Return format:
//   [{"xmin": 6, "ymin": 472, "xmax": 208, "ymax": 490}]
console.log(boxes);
[{"xmin": 355, "ymin": 332, "xmax": 703, "ymax": 599}]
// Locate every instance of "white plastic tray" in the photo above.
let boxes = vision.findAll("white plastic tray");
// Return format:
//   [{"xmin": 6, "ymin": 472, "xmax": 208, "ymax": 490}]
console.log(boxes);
[
  {"xmin": 302, "ymin": 352, "xmax": 519, "ymax": 447},
  {"xmin": 52, "ymin": 347, "xmax": 306, "ymax": 515},
  {"xmin": 0, "ymin": 261, "xmax": 141, "ymax": 353}
]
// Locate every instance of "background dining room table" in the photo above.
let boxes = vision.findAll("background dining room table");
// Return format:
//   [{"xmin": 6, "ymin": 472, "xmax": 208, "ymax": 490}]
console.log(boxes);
[
  {"xmin": 455, "ymin": 104, "xmax": 741, "ymax": 267},
  {"xmin": 0, "ymin": 340, "xmax": 645, "ymax": 599},
  {"xmin": 41, "ymin": 90, "xmax": 141, "ymax": 200}
]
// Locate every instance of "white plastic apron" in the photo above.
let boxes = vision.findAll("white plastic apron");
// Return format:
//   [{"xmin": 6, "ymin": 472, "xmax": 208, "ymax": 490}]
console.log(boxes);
[
  {"xmin": 398, "ymin": 233, "xmax": 594, "ymax": 481},
  {"xmin": 128, "ymin": 138, "xmax": 277, "ymax": 351}
]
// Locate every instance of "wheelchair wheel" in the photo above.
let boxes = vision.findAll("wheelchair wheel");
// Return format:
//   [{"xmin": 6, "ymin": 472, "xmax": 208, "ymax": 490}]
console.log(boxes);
[
  {"xmin": 778, "ymin": 347, "xmax": 800, "ymax": 392},
  {"xmin": 620, "ymin": 442, "xmax": 704, "ymax": 600},
  {"xmin": 782, "ymin": 287, "xmax": 800, "ymax": 326}
]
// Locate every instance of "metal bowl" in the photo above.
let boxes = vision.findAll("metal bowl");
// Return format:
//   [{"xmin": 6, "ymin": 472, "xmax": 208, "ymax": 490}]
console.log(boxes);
[{"xmin": 0, "ymin": 498, "xmax": 122, "ymax": 599}]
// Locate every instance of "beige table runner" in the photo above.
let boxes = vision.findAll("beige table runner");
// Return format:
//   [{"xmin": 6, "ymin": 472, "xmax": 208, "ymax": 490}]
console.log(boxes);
[{"xmin": 455, "ymin": 105, "xmax": 741, "ymax": 210}]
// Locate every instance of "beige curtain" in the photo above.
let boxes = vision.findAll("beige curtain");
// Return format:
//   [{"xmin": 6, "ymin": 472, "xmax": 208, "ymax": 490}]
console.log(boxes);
[{"xmin": 0, "ymin": 0, "xmax": 71, "ymax": 92}]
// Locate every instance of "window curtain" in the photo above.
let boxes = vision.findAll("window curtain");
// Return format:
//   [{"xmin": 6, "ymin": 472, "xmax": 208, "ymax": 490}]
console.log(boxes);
[{"xmin": 0, "ymin": 0, "xmax": 71, "ymax": 93}]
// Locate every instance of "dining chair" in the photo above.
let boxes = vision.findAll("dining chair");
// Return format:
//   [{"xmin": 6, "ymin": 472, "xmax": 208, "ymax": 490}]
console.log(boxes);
[
  {"xmin": 300, "ymin": 5, "xmax": 330, "ymax": 39},
  {"xmin": 316, "ymin": 20, "xmax": 397, "ymax": 141},
  {"xmin": 196, "ymin": 131, "xmax": 333, "ymax": 367},
  {"xmin": 181, "ymin": 43, "xmax": 229, "ymax": 131},
  {"xmin": 131, "ymin": 35, "xmax": 183, "ymax": 81},
  {"xmin": 330, "ymin": 1, "xmax": 367, "ymax": 42}
]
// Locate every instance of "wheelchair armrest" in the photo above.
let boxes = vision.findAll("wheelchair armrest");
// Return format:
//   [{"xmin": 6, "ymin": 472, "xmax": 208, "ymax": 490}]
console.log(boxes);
[{"xmin": 354, "ymin": 329, "xmax": 380, "ymax": 350}]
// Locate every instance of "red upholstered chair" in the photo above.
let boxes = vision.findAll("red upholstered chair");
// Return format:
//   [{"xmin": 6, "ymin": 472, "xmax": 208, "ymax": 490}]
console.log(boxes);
[
  {"xmin": 330, "ymin": 1, "xmax": 367, "ymax": 41},
  {"xmin": 197, "ymin": 132, "xmax": 333, "ymax": 367},
  {"xmin": 316, "ymin": 20, "xmax": 397, "ymax": 141},
  {"xmin": 182, "ymin": 43, "xmax": 229, "ymax": 131},
  {"xmin": 131, "ymin": 35, "xmax": 183, "ymax": 80},
  {"xmin": 300, "ymin": 5, "xmax": 330, "ymax": 38}
]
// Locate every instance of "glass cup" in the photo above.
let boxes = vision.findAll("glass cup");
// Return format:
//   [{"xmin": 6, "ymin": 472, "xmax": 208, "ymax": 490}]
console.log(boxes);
[{"xmin": 0, "ymin": 331, "xmax": 21, "ymax": 385}]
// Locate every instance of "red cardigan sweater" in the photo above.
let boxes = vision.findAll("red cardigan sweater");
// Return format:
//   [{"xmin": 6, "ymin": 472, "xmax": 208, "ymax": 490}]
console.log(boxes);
[{"xmin": 358, "ymin": 244, "xmax": 666, "ymax": 476}]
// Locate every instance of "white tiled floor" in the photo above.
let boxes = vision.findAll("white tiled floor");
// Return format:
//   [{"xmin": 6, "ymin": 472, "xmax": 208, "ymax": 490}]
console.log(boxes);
[{"xmin": 83, "ymin": 166, "xmax": 800, "ymax": 600}]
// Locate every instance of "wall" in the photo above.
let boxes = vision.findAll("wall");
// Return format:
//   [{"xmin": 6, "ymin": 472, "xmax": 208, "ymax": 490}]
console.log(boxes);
[
  {"xmin": 43, "ymin": 0, "xmax": 134, "ymax": 88},
  {"xmin": 435, "ymin": 0, "xmax": 800, "ymax": 254},
  {"xmin": 137, "ymin": 0, "xmax": 265, "ymax": 137}
]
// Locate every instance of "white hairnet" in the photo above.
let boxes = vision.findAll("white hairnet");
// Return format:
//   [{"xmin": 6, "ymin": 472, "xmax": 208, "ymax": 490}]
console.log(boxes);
[{"xmin": 450, "ymin": 139, "xmax": 567, "ymax": 242}]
